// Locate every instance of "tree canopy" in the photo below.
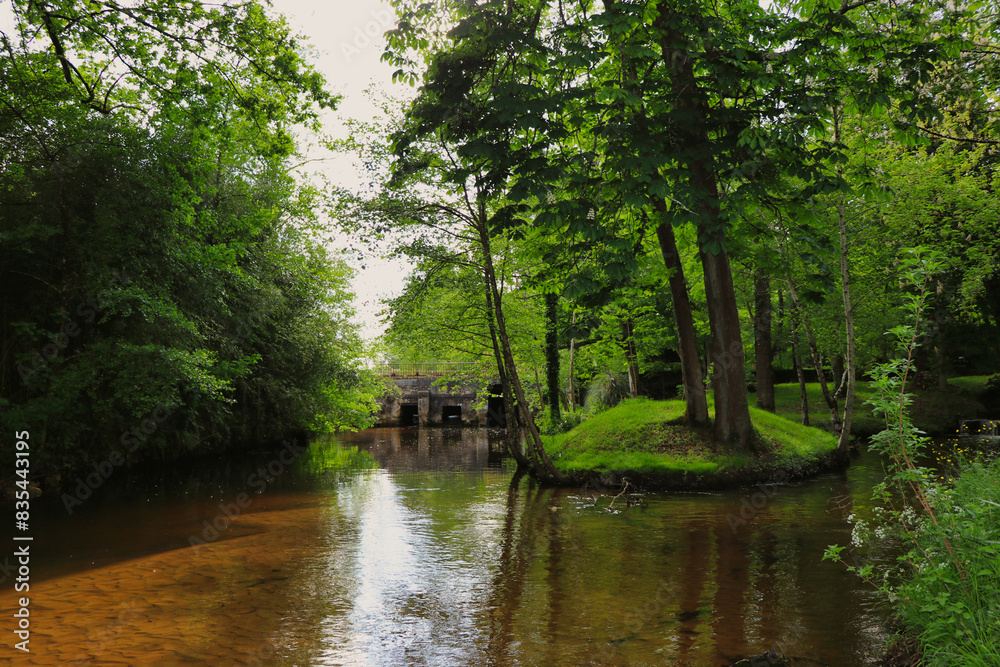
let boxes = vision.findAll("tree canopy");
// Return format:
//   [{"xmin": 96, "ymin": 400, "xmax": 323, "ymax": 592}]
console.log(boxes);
[
  {"xmin": 366, "ymin": 0, "xmax": 999, "ymax": 458},
  {"xmin": 1, "ymin": 0, "xmax": 380, "ymax": 474}
]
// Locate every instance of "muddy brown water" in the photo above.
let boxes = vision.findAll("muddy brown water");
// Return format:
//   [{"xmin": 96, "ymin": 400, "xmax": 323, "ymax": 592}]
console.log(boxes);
[{"xmin": 2, "ymin": 428, "xmax": 892, "ymax": 666}]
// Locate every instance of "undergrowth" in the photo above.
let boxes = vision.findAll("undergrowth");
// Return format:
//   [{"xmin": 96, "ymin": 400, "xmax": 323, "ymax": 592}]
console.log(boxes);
[{"xmin": 823, "ymin": 248, "xmax": 1000, "ymax": 666}]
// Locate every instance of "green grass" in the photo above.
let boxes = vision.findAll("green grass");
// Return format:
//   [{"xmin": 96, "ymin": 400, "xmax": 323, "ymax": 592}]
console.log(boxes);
[
  {"xmin": 946, "ymin": 375, "xmax": 992, "ymax": 394},
  {"xmin": 759, "ymin": 382, "xmax": 878, "ymax": 434},
  {"xmin": 544, "ymin": 396, "xmax": 837, "ymax": 477},
  {"xmin": 543, "ymin": 374, "xmax": 989, "ymax": 478},
  {"xmin": 760, "ymin": 378, "xmax": 987, "ymax": 437},
  {"xmin": 749, "ymin": 405, "xmax": 838, "ymax": 458}
]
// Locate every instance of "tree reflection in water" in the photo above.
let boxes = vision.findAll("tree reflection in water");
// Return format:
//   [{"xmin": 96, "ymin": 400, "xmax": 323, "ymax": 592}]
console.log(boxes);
[{"xmin": 4, "ymin": 429, "xmax": 889, "ymax": 666}]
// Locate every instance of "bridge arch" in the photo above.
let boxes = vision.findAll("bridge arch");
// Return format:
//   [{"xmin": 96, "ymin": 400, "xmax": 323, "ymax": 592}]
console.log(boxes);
[{"xmin": 375, "ymin": 363, "xmax": 505, "ymax": 427}]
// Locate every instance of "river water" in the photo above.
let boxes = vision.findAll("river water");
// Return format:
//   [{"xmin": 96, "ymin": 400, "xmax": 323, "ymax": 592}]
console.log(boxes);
[{"xmin": 3, "ymin": 427, "xmax": 891, "ymax": 666}]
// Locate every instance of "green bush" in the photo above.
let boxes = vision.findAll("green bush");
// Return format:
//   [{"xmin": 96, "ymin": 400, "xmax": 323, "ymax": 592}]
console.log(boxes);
[
  {"xmin": 582, "ymin": 372, "xmax": 630, "ymax": 412},
  {"xmin": 538, "ymin": 409, "xmax": 589, "ymax": 435},
  {"xmin": 897, "ymin": 457, "xmax": 1000, "ymax": 666},
  {"xmin": 824, "ymin": 249, "xmax": 1000, "ymax": 667}
]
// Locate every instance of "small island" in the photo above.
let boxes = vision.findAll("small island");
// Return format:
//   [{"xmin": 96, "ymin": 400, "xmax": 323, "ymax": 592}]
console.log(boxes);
[{"xmin": 545, "ymin": 396, "xmax": 838, "ymax": 491}]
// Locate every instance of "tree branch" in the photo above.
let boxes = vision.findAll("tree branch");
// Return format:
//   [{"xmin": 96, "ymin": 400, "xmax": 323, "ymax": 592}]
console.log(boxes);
[{"xmin": 917, "ymin": 124, "xmax": 1000, "ymax": 145}]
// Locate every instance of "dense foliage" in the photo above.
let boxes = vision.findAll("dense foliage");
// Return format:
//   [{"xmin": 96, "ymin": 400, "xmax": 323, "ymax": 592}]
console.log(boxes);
[
  {"xmin": 825, "ymin": 252, "xmax": 1000, "ymax": 666},
  {"xmin": 371, "ymin": 0, "xmax": 999, "ymax": 448},
  {"xmin": 1, "ymin": 1, "xmax": 379, "ymax": 475}
]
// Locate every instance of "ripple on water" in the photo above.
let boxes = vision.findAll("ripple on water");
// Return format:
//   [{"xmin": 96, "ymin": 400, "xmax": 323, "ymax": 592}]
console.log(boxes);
[{"xmin": 4, "ymin": 430, "xmax": 890, "ymax": 666}]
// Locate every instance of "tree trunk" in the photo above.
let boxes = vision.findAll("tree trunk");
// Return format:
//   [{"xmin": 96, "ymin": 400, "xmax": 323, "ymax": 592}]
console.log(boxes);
[
  {"xmin": 477, "ymin": 209, "xmax": 568, "ymax": 483},
  {"xmin": 568, "ymin": 311, "xmax": 576, "ymax": 412},
  {"xmin": 534, "ymin": 366, "xmax": 546, "ymax": 413},
  {"xmin": 786, "ymin": 278, "xmax": 841, "ymax": 434},
  {"xmin": 790, "ymin": 317, "xmax": 810, "ymax": 427},
  {"xmin": 653, "ymin": 210, "xmax": 709, "ymax": 425},
  {"xmin": 545, "ymin": 292, "xmax": 561, "ymax": 422},
  {"xmin": 484, "ymin": 277, "xmax": 531, "ymax": 470},
  {"xmin": 657, "ymin": 10, "xmax": 754, "ymax": 451},
  {"xmin": 834, "ymin": 108, "xmax": 856, "ymax": 454},
  {"xmin": 621, "ymin": 316, "xmax": 640, "ymax": 399},
  {"xmin": 701, "ymin": 238, "xmax": 754, "ymax": 448},
  {"xmin": 935, "ymin": 327, "xmax": 949, "ymax": 389},
  {"xmin": 753, "ymin": 267, "xmax": 775, "ymax": 411},
  {"xmin": 832, "ymin": 354, "xmax": 845, "ymax": 397},
  {"xmin": 836, "ymin": 199, "xmax": 856, "ymax": 452}
]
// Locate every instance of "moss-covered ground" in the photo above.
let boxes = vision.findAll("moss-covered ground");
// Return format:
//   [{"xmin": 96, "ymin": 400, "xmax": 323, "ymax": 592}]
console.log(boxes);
[
  {"xmin": 539, "ymin": 376, "xmax": 991, "ymax": 489},
  {"xmin": 753, "ymin": 375, "xmax": 990, "ymax": 437},
  {"xmin": 543, "ymin": 396, "xmax": 838, "ymax": 487}
]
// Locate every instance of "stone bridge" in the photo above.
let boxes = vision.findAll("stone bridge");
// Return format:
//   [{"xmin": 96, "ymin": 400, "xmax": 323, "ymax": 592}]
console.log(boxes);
[{"xmin": 375, "ymin": 362, "xmax": 506, "ymax": 427}]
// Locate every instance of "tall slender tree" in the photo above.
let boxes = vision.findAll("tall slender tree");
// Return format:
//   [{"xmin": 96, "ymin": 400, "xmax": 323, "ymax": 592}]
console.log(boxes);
[{"xmin": 383, "ymin": 0, "xmax": 961, "ymax": 454}]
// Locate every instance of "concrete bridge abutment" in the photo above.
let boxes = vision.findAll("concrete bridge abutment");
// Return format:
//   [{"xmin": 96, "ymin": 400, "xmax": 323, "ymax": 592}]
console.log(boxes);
[{"xmin": 375, "ymin": 363, "xmax": 508, "ymax": 428}]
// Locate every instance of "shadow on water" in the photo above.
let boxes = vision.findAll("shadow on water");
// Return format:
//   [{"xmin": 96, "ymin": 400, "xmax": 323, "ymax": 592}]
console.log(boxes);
[{"xmin": 1, "ymin": 428, "xmax": 894, "ymax": 666}]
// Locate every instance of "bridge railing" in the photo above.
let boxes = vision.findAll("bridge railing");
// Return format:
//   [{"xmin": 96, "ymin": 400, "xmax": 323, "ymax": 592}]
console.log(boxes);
[{"xmin": 377, "ymin": 362, "xmax": 478, "ymax": 378}]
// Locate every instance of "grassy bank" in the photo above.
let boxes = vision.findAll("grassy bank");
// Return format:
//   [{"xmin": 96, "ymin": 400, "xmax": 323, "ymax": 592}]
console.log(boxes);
[
  {"xmin": 756, "ymin": 375, "xmax": 990, "ymax": 437},
  {"xmin": 543, "ymin": 397, "xmax": 837, "ymax": 485},
  {"xmin": 894, "ymin": 454, "xmax": 1000, "ymax": 666}
]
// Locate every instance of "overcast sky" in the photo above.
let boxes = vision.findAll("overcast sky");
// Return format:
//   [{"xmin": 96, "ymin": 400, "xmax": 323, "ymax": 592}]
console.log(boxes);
[{"xmin": 274, "ymin": 0, "xmax": 415, "ymax": 342}]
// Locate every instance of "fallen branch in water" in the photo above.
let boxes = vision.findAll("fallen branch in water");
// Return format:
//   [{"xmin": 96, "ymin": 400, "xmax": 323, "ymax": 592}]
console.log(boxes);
[{"xmin": 608, "ymin": 477, "xmax": 630, "ymax": 510}]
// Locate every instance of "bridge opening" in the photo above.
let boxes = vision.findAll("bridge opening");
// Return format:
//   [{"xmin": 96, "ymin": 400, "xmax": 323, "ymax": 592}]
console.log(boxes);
[
  {"xmin": 486, "ymin": 396, "xmax": 506, "ymax": 427},
  {"xmin": 442, "ymin": 405, "xmax": 462, "ymax": 424},
  {"xmin": 400, "ymin": 403, "xmax": 419, "ymax": 426}
]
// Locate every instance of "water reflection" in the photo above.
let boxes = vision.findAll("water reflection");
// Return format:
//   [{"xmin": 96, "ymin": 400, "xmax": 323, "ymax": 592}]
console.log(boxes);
[
  {"xmin": 1, "ymin": 430, "xmax": 890, "ymax": 666},
  {"xmin": 334, "ymin": 426, "xmax": 510, "ymax": 471}
]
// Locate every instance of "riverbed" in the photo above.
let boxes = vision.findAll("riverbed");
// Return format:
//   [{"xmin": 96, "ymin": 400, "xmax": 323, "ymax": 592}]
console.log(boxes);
[{"xmin": 2, "ymin": 428, "xmax": 890, "ymax": 666}]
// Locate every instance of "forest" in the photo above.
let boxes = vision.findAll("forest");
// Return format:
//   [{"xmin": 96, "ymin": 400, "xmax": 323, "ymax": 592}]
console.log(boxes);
[
  {"xmin": 0, "ymin": 0, "xmax": 384, "ymax": 476},
  {"xmin": 2, "ymin": 0, "xmax": 996, "ymax": 478},
  {"xmin": 330, "ymin": 0, "xmax": 1000, "ymax": 475},
  {"xmin": 341, "ymin": 3, "xmax": 1000, "ymax": 661},
  {"xmin": 2, "ymin": 0, "xmax": 1000, "ymax": 663}
]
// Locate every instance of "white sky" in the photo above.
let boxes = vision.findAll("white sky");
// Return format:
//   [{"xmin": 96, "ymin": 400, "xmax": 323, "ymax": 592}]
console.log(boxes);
[{"xmin": 274, "ymin": 0, "xmax": 414, "ymax": 342}]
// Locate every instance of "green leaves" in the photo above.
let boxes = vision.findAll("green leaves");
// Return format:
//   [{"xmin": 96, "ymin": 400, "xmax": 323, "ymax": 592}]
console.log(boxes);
[
  {"xmin": 0, "ymin": 2, "xmax": 367, "ymax": 470},
  {"xmin": 831, "ymin": 245, "xmax": 1000, "ymax": 665},
  {"xmin": 823, "ymin": 544, "xmax": 847, "ymax": 562},
  {"xmin": 7, "ymin": 0, "xmax": 333, "ymax": 135}
]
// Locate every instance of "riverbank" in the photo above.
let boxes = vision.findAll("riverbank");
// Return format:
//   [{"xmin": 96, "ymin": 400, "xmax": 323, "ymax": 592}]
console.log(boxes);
[
  {"xmin": 879, "ymin": 446, "xmax": 1000, "ymax": 666},
  {"xmin": 752, "ymin": 375, "xmax": 991, "ymax": 438},
  {"xmin": 544, "ymin": 397, "xmax": 840, "ymax": 491}
]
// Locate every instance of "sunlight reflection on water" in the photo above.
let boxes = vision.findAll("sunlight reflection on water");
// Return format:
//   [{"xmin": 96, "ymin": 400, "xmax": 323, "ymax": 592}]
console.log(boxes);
[{"xmin": 3, "ymin": 429, "xmax": 891, "ymax": 666}]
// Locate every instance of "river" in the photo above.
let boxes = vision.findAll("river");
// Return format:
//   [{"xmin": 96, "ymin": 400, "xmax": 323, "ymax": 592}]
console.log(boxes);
[{"xmin": 2, "ymin": 427, "xmax": 892, "ymax": 666}]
